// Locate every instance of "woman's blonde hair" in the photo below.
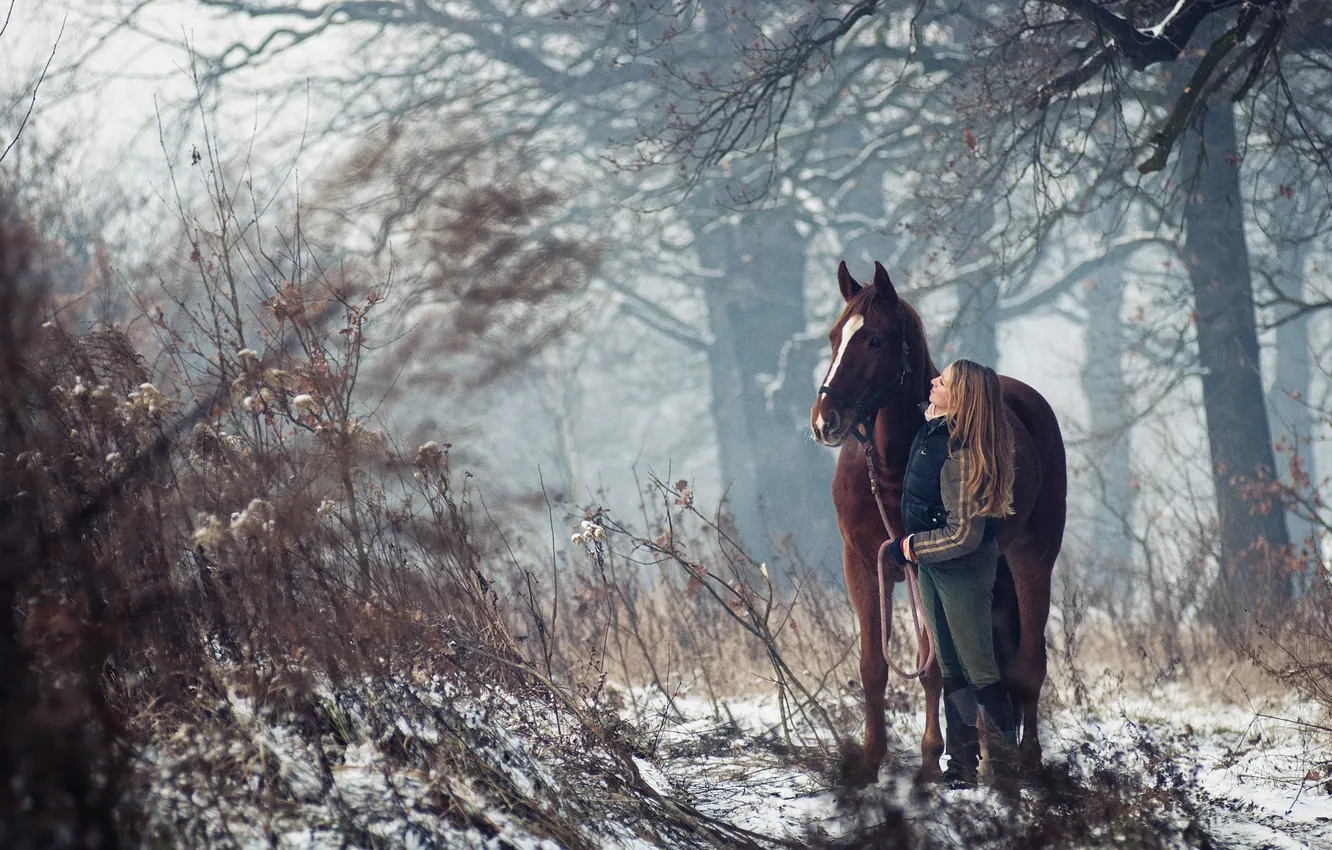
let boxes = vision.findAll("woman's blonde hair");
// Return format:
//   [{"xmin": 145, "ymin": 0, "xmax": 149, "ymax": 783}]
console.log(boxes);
[{"xmin": 945, "ymin": 359, "xmax": 1015, "ymax": 517}]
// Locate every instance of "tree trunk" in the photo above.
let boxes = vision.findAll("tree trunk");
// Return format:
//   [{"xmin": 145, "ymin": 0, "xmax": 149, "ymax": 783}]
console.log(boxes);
[
  {"xmin": 695, "ymin": 211, "xmax": 842, "ymax": 579},
  {"xmin": 1267, "ymin": 238, "xmax": 1314, "ymax": 595},
  {"xmin": 542, "ymin": 351, "xmax": 583, "ymax": 503},
  {"xmin": 947, "ymin": 277, "xmax": 999, "ymax": 366},
  {"xmin": 1080, "ymin": 261, "xmax": 1135, "ymax": 593},
  {"xmin": 942, "ymin": 201, "xmax": 999, "ymax": 365},
  {"xmin": 1180, "ymin": 98, "xmax": 1290, "ymax": 612}
]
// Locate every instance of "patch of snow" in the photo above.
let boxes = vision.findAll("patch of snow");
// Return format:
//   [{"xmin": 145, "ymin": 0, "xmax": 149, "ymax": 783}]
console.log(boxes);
[{"xmin": 632, "ymin": 756, "xmax": 672, "ymax": 795}]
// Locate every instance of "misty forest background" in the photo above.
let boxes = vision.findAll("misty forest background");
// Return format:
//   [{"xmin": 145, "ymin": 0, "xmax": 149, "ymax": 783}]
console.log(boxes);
[{"xmin": 2, "ymin": 1, "xmax": 1331, "ymax": 848}]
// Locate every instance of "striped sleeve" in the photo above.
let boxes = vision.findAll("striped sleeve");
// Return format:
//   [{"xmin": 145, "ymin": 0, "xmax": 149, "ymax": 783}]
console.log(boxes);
[{"xmin": 907, "ymin": 448, "xmax": 987, "ymax": 564}]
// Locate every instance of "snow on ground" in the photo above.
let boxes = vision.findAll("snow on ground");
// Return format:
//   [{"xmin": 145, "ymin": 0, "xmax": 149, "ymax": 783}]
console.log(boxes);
[
  {"xmin": 138, "ymin": 667, "xmax": 1331, "ymax": 848},
  {"xmin": 623, "ymin": 678, "xmax": 1332, "ymax": 849},
  {"xmin": 1103, "ymin": 684, "xmax": 1332, "ymax": 850}
]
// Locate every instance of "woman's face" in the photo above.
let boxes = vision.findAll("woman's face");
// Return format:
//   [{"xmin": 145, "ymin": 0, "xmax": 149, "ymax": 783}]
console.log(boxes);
[{"xmin": 929, "ymin": 365, "xmax": 954, "ymax": 414}]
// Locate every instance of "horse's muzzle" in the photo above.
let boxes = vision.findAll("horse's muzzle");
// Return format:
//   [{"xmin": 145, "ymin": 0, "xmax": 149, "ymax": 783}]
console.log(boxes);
[{"xmin": 812, "ymin": 404, "xmax": 848, "ymax": 447}]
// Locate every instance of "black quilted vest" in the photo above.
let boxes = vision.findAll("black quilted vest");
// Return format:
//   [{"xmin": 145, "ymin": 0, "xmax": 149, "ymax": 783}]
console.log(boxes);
[
  {"xmin": 900, "ymin": 416, "xmax": 998, "ymax": 541},
  {"xmin": 901, "ymin": 416, "xmax": 951, "ymax": 535}
]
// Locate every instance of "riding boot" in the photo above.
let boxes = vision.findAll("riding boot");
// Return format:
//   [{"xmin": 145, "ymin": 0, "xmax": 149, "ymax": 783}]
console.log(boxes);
[
  {"xmin": 936, "ymin": 676, "xmax": 980, "ymax": 789},
  {"xmin": 975, "ymin": 681, "xmax": 1021, "ymax": 783}
]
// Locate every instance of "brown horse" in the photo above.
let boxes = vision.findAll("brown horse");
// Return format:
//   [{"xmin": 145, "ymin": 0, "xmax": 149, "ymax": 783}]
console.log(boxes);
[{"xmin": 810, "ymin": 261, "xmax": 1066, "ymax": 784}]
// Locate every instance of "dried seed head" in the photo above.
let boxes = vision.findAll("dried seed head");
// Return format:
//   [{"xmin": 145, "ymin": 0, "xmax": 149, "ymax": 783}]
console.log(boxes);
[
  {"xmin": 89, "ymin": 385, "xmax": 118, "ymax": 417},
  {"xmin": 192, "ymin": 514, "xmax": 225, "ymax": 551},
  {"xmin": 189, "ymin": 423, "xmax": 227, "ymax": 465},
  {"xmin": 349, "ymin": 421, "xmax": 384, "ymax": 449},
  {"xmin": 230, "ymin": 498, "xmax": 275, "ymax": 542},
  {"xmin": 415, "ymin": 441, "xmax": 444, "ymax": 468},
  {"xmin": 128, "ymin": 383, "xmax": 173, "ymax": 415}
]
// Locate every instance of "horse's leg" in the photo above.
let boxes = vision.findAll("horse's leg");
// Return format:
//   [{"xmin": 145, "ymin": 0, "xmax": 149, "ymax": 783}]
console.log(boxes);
[
  {"xmin": 845, "ymin": 547, "xmax": 888, "ymax": 784},
  {"xmin": 858, "ymin": 615, "xmax": 890, "ymax": 781},
  {"xmin": 919, "ymin": 656, "xmax": 944, "ymax": 782},
  {"xmin": 1006, "ymin": 545, "xmax": 1053, "ymax": 769}
]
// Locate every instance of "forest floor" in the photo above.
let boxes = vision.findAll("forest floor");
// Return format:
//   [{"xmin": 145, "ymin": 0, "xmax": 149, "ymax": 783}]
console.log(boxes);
[
  {"xmin": 138, "ymin": 652, "xmax": 1331, "ymax": 849},
  {"xmin": 634, "ymin": 676, "xmax": 1332, "ymax": 849}
]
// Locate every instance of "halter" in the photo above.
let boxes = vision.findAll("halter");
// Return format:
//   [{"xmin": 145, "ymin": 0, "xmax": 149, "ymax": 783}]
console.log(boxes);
[{"xmin": 817, "ymin": 314, "xmax": 913, "ymax": 444}]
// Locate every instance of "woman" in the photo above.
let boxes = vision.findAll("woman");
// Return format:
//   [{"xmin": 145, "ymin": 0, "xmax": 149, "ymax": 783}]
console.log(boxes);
[{"xmin": 886, "ymin": 358, "xmax": 1017, "ymax": 788}]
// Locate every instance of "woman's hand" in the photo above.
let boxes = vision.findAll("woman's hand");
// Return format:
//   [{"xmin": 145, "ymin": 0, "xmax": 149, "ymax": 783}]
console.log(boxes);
[{"xmin": 886, "ymin": 536, "xmax": 912, "ymax": 565}]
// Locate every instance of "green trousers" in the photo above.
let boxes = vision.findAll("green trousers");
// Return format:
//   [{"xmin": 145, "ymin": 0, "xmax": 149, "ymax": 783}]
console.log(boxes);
[{"xmin": 916, "ymin": 540, "xmax": 1001, "ymax": 688}]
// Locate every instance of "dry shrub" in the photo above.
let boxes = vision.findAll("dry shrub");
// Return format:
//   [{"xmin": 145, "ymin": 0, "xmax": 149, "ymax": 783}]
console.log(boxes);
[
  {"xmin": 1236, "ymin": 443, "xmax": 1332, "ymax": 712},
  {"xmin": 548, "ymin": 475, "xmax": 930, "ymax": 764},
  {"xmin": 307, "ymin": 118, "xmax": 600, "ymax": 390},
  {"xmin": 0, "ymin": 121, "xmax": 537, "ymax": 843},
  {"xmin": 1, "ymin": 187, "xmax": 177, "ymax": 849},
  {"xmin": 0, "ymin": 111, "xmax": 770, "ymax": 845}
]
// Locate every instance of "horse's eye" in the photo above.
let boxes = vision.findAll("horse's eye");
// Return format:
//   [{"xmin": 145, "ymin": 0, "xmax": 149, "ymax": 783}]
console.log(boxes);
[{"xmin": 868, "ymin": 336, "xmax": 883, "ymax": 349}]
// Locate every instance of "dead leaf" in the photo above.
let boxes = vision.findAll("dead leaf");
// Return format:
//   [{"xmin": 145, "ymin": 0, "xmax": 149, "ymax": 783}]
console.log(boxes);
[{"xmin": 686, "ymin": 575, "xmax": 704, "ymax": 599}]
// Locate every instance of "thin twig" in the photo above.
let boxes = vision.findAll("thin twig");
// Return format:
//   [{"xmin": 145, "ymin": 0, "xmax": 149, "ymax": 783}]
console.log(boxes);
[{"xmin": 1, "ymin": 15, "xmax": 65, "ymax": 166}]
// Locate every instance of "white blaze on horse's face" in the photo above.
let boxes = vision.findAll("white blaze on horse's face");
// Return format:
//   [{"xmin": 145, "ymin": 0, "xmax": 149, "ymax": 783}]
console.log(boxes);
[
  {"xmin": 824, "ymin": 314, "xmax": 864, "ymax": 394},
  {"xmin": 814, "ymin": 313, "xmax": 863, "ymax": 444}
]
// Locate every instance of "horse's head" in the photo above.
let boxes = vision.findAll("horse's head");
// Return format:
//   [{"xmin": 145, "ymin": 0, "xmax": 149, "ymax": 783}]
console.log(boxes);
[{"xmin": 811, "ymin": 261, "xmax": 925, "ymax": 447}]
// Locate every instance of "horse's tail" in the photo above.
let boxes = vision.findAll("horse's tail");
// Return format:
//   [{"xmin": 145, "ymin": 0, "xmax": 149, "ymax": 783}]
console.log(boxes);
[{"xmin": 993, "ymin": 553, "xmax": 1021, "ymax": 677}]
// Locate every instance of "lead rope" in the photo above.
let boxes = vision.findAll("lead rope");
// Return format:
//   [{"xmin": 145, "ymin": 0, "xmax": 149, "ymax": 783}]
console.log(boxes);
[{"xmin": 864, "ymin": 440, "xmax": 934, "ymax": 679}]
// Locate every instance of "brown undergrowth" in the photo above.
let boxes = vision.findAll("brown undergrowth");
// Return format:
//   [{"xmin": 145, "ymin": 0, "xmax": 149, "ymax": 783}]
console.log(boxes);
[{"xmin": 0, "ymin": 147, "xmax": 774, "ymax": 849}]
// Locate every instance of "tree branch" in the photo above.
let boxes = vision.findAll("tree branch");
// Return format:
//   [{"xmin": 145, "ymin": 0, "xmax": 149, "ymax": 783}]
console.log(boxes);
[
  {"xmin": 193, "ymin": 0, "xmax": 612, "ymax": 97},
  {"xmin": 596, "ymin": 281, "xmax": 712, "ymax": 352},
  {"xmin": 1, "ymin": 15, "xmax": 64, "ymax": 167},
  {"xmin": 1137, "ymin": 2, "xmax": 1264, "ymax": 173},
  {"xmin": 997, "ymin": 237, "xmax": 1179, "ymax": 320},
  {"xmin": 1230, "ymin": 9, "xmax": 1285, "ymax": 103},
  {"xmin": 1039, "ymin": 0, "xmax": 1248, "ymax": 71},
  {"xmin": 1026, "ymin": 46, "xmax": 1112, "ymax": 110},
  {"xmin": 658, "ymin": 0, "xmax": 882, "ymax": 174},
  {"xmin": 0, "ymin": 0, "xmax": 14, "ymax": 42}
]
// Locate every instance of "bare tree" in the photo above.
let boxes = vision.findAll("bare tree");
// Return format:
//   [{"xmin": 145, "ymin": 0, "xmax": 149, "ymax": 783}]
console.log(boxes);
[
  {"xmin": 633, "ymin": 0, "xmax": 1331, "ymax": 182},
  {"xmin": 623, "ymin": 0, "xmax": 1332, "ymax": 611},
  {"xmin": 69, "ymin": 0, "xmax": 846, "ymax": 570}
]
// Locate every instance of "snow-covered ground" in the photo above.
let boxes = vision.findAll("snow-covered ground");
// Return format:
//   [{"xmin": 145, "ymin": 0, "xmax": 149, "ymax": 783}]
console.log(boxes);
[
  {"xmin": 632, "ymin": 680, "xmax": 1332, "ymax": 849},
  {"xmin": 139, "ymin": 662, "xmax": 1331, "ymax": 849}
]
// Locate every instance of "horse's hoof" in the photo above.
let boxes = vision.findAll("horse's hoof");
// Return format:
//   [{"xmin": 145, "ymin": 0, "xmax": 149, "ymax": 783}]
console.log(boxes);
[
  {"xmin": 838, "ymin": 766, "xmax": 877, "ymax": 789},
  {"xmin": 848, "ymin": 760, "xmax": 883, "ymax": 789},
  {"xmin": 1019, "ymin": 739, "xmax": 1042, "ymax": 773},
  {"xmin": 836, "ymin": 747, "xmax": 882, "ymax": 788},
  {"xmin": 915, "ymin": 764, "xmax": 942, "ymax": 784}
]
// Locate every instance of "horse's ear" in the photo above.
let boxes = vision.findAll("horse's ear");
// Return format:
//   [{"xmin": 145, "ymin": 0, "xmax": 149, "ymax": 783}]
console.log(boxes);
[
  {"xmin": 873, "ymin": 262, "xmax": 899, "ymax": 308},
  {"xmin": 837, "ymin": 261, "xmax": 862, "ymax": 301}
]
